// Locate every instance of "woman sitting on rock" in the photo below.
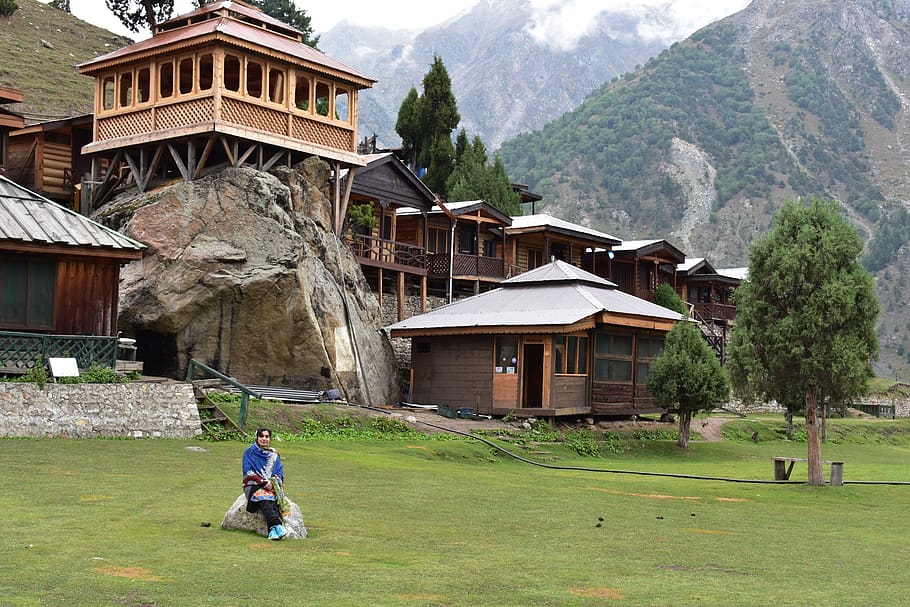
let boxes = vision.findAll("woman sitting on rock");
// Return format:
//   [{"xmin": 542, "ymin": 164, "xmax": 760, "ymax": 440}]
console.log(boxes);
[{"xmin": 242, "ymin": 428, "xmax": 290, "ymax": 540}]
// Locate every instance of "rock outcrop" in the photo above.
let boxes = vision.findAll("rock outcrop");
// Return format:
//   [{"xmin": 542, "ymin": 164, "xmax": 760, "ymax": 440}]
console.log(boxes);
[
  {"xmin": 95, "ymin": 158, "xmax": 398, "ymax": 406},
  {"xmin": 221, "ymin": 494, "xmax": 307, "ymax": 539}
]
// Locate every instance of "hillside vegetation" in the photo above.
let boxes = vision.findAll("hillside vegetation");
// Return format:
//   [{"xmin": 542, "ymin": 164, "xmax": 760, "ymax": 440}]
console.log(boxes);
[
  {"xmin": 499, "ymin": 0, "xmax": 910, "ymax": 379},
  {"xmin": 0, "ymin": 0, "xmax": 131, "ymax": 119}
]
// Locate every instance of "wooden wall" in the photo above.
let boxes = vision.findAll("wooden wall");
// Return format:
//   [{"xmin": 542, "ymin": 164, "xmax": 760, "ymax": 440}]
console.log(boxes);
[
  {"xmin": 411, "ymin": 335, "xmax": 493, "ymax": 413},
  {"xmin": 54, "ymin": 257, "xmax": 121, "ymax": 336}
]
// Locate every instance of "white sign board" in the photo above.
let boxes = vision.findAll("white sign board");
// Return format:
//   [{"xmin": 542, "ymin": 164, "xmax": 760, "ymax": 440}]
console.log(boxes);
[{"xmin": 49, "ymin": 357, "xmax": 79, "ymax": 377}]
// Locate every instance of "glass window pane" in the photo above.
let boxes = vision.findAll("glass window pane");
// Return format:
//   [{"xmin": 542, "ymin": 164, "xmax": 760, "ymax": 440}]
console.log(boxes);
[
  {"xmin": 577, "ymin": 337, "xmax": 588, "ymax": 374},
  {"xmin": 567, "ymin": 337, "xmax": 577, "ymax": 374},
  {"xmin": 199, "ymin": 54, "xmax": 214, "ymax": 90},
  {"xmin": 496, "ymin": 336, "xmax": 518, "ymax": 373},
  {"xmin": 27, "ymin": 261, "xmax": 55, "ymax": 327},
  {"xmin": 159, "ymin": 62, "xmax": 174, "ymax": 98},
  {"xmin": 1, "ymin": 259, "xmax": 27, "ymax": 325},
  {"xmin": 637, "ymin": 362, "xmax": 650, "ymax": 384}
]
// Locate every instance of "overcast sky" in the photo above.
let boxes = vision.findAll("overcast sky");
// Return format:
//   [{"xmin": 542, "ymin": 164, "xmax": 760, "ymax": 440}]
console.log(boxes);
[{"xmin": 64, "ymin": 0, "xmax": 751, "ymax": 43}]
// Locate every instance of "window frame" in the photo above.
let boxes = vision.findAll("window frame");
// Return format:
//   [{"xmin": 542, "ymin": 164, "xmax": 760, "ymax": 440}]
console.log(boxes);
[
  {"xmin": 0, "ymin": 257, "xmax": 56, "ymax": 331},
  {"xmin": 554, "ymin": 334, "xmax": 589, "ymax": 376}
]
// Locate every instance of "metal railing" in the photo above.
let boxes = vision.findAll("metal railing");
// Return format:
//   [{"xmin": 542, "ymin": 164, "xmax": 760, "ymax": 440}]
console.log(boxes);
[
  {"xmin": 0, "ymin": 330, "xmax": 118, "ymax": 372},
  {"xmin": 186, "ymin": 359, "xmax": 262, "ymax": 430}
]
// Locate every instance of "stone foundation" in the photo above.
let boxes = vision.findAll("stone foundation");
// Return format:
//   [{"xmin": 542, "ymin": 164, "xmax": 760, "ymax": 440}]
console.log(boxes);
[{"xmin": 0, "ymin": 381, "xmax": 201, "ymax": 438}]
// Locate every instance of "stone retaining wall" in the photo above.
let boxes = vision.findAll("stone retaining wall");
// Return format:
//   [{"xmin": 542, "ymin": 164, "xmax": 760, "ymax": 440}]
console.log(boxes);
[
  {"xmin": 724, "ymin": 397, "xmax": 910, "ymax": 418},
  {"xmin": 0, "ymin": 382, "xmax": 201, "ymax": 438}
]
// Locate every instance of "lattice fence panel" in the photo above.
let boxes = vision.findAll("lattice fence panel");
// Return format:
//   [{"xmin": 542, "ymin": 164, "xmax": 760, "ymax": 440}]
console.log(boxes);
[
  {"xmin": 292, "ymin": 116, "xmax": 355, "ymax": 151},
  {"xmin": 222, "ymin": 99, "xmax": 287, "ymax": 136},
  {"xmin": 0, "ymin": 332, "xmax": 118, "ymax": 372},
  {"xmin": 156, "ymin": 98, "xmax": 214, "ymax": 130},
  {"xmin": 97, "ymin": 110, "xmax": 153, "ymax": 140}
]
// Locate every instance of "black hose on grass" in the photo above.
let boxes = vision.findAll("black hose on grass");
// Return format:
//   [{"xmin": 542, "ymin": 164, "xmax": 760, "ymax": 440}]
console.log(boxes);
[{"xmin": 365, "ymin": 405, "xmax": 910, "ymax": 486}]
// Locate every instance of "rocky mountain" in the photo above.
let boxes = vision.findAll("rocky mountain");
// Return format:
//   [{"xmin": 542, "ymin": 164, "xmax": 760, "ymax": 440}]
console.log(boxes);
[
  {"xmin": 498, "ymin": 0, "xmax": 910, "ymax": 379},
  {"xmin": 320, "ymin": 0, "xmax": 672, "ymax": 149}
]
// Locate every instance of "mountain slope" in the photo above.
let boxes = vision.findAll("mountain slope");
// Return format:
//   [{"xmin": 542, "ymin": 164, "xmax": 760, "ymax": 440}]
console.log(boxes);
[
  {"xmin": 0, "ymin": 0, "xmax": 132, "ymax": 121},
  {"xmin": 499, "ymin": 0, "xmax": 910, "ymax": 378},
  {"xmin": 320, "ymin": 0, "xmax": 669, "ymax": 149}
]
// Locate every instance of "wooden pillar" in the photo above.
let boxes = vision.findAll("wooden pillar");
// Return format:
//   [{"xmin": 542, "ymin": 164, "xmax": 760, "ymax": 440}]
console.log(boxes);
[
  {"xmin": 397, "ymin": 271, "xmax": 406, "ymax": 322},
  {"xmin": 420, "ymin": 276, "xmax": 427, "ymax": 313},
  {"xmin": 377, "ymin": 267, "xmax": 383, "ymax": 307}
]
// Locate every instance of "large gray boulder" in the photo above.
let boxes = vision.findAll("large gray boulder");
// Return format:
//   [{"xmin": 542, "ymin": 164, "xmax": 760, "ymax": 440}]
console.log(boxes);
[
  {"xmin": 221, "ymin": 494, "xmax": 307, "ymax": 539},
  {"xmin": 95, "ymin": 158, "xmax": 398, "ymax": 406}
]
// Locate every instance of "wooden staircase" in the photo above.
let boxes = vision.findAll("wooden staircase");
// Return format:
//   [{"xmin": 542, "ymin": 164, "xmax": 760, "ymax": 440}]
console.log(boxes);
[{"xmin": 192, "ymin": 379, "xmax": 243, "ymax": 435}]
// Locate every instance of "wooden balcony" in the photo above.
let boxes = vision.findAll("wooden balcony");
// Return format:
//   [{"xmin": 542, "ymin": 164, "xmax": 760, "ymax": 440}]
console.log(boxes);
[
  {"xmin": 694, "ymin": 302, "xmax": 737, "ymax": 322},
  {"xmin": 426, "ymin": 253, "xmax": 506, "ymax": 280},
  {"xmin": 349, "ymin": 234, "xmax": 427, "ymax": 275}
]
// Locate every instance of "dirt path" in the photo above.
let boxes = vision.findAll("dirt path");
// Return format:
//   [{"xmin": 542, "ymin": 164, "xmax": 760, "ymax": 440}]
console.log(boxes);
[{"xmin": 695, "ymin": 416, "xmax": 736, "ymax": 442}]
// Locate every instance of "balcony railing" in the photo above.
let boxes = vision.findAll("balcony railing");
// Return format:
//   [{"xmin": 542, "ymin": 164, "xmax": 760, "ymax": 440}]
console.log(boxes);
[
  {"xmin": 349, "ymin": 234, "xmax": 426, "ymax": 270},
  {"xmin": 693, "ymin": 302, "xmax": 737, "ymax": 322},
  {"xmin": 0, "ymin": 330, "xmax": 119, "ymax": 372},
  {"xmin": 426, "ymin": 253, "xmax": 506, "ymax": 280}
]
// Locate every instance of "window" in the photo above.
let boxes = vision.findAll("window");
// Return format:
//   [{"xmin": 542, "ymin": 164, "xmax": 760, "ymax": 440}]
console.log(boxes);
[
  {"xmin": 334, "ymin": 87, "xmax": 349, "ymax": 121},
  {"xmin": 224, "ymin": 55, "xmax": 241, "ymax": 92},
  {"xmin": 178, "ymin": 57, "xmax": 194, "ymax": 95},
  {"xmin": 136, "ymin": 67, "xmax": 150, "ymax": 103},
  {"xmin": 118, "ymin": 71, "xmax": 133, "ymax": 108},
  {"xmin": 0, "ymin": 257, "xmax": 55, "ymax": 330},
  {"xmin": 593, "ymin": 331, "xmax": 633, "ymax": 383},
  {"xmin": 315, "ymin": 81, "xmax": 330, "ymax": 116},
  {"xmin": 159, "ymin": 62, "xmax": 174, "ymax": 98},
  {"xmin": 482, "ymin": 238, "xmax": 495, "ymax": 258},
  {"xmin": 636, "ymin": 335, "xmax": 664, "ymax": 384},
  {"xmin": 495, "ymin": 336, "xmax": 518, "ymax": 374},
  {"xmin": 551, "ymin": 243, "xmax": 567, "ymax": 261},
  {"xmin": 102, "ymin": 75, "xmax": 115, "ymax": 110},
  {"xmin": 527, "ymin": 248, "xmax": 543, "ymax": 270},
  {"xmin": 199, "ymin": 54, "xmax": 214, "ymax": 91},
  {"xmin": 427, "ymin": 227, "xmax": 448, "ymax": 254},
  {"xmin": 246, "ymin": 61, "xmax": 263, "ymax": 98},
  {"xmin": 554, "ymin": 335, "xmax": 588, "ymax": 375},
  {"xmin": 268, "ymin": 68, "xmax": 285, "ymax": 104},
  {"xmin": 458, "ymin": 228, "xmax": 476, "ymax": 254},
  {"xmin": 294, "ymin": 74, "xmax": 310, "ymax": 110}
]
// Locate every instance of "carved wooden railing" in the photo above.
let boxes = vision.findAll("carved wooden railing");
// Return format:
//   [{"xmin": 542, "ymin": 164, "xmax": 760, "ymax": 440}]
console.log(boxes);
[
  {"xmin": 0, "ymin": 330, "xmax": 119, "ymax": 372},
  {"xmin": 348, "ymin": 234, "xmax": 426, "ymax": 269},
  {"xmin": 693, "ymin": 302, "xmax": 737, "ymax": 322}
]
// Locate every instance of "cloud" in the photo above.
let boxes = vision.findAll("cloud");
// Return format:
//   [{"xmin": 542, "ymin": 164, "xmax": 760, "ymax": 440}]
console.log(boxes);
[{"xmin": 525, "ymin": 0, "xmax": 751, "ymax": 50}]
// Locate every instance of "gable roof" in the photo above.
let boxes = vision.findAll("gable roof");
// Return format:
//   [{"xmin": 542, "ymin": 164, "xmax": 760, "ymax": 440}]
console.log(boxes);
[
  {"xmin": 79, "ymin": 1, "xmax": 374, "ymax": 87},
  {"xmin": 506, "ymin": 213, "xmax": 621, "ymax": 247},
  {"xmin": 386, "ymin": 259, "xmax": 682, "ymax": 336},
  {"xmin": 397, "ymin": 199, "xmax": 513, "ymax": 226},
  {"xmin": 0, "ymin": 175, "xmax": 145, "ymax": 259},
  {"xmin": 612, "ymin": 238, "xmax": 686, "ymax": 263},
  {"xmin": 677, "ymin": 257, "xmax": 717, "ymax": 275},
  {"xmin": 348, "ymin": 153, "xmax": 436, "ymax": 211}
]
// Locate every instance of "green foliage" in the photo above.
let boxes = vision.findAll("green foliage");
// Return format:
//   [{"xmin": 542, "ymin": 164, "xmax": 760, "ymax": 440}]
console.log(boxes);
[
  {"xmin": 652, "ymin": 283, "xmax": 688, "ymax": 316},
  {"xmin": 447, "ymin": 129, "xmax": 521, "ymax": 214},
  {"xmin": 48, "ymin": 0, "xmax": 69, "ymax": 11},
  {"xmin": 56, "ymin": 364, "xmax": 128, "ymax": 384},
  {"xmin": 647, "ymin": 321, "xmax": 730, "ymax": 447},
  {"xmin": 105, "ymin": 0, "xmax": 174, "ymax": 32},
  {"xmin": 865, "ymin": 205, "xmax": 910, "ymax": 272},
  {"xmin": 19, "ymin": 365, "xmax": 48, "ymax": 388},
  {"xmin": 0, "ymin": 0, "xmax": 19, "ymax": 16},
  {"xmin": 395, "ymin": 56, "xmax": 460, "ymax": 196},
  {"xmin": 252, "ymin": 0, "xmax": 319, "ymax": 47},
  {"xmin": 729, "ymin": 198, "xmax": 880, "ymax": 409},
  {"xmin": 347, "ymin": 202, "xmax": 378, "ymax": 234}
]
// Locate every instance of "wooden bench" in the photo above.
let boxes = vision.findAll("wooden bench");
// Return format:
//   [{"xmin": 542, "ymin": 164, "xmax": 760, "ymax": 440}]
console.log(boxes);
[{"xmin": 773, "ymin": 457, "xmax": 844, "ymax": 485}]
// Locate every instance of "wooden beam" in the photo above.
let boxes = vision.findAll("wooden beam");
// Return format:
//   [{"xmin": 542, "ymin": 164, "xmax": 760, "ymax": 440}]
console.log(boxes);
[
  {"xmin": 397, "ymin": 271, "xmax": 405, "ymax": 322},
  {"xmin": 167, "ymin": 143, "xmax": 190, "ymax": 180},
  {"xmin": 193, "ymin": 135, "xmax": 218, "ymax": 179}
]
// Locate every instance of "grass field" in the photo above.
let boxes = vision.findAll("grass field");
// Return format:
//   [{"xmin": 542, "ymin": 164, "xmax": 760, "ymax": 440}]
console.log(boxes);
[{"xmin": 2, "ymin": 416, "xmax": 910, "ymax": 606}]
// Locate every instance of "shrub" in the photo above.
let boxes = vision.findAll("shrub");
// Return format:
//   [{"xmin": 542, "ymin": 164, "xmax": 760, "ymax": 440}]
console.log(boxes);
[{"xmin": 0, "ymin": 0, "xmax": 18, "ymax": 16}]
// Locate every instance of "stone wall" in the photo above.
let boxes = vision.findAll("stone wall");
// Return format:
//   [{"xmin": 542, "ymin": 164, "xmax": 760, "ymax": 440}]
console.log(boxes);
[
  {"xmin": 724, "ymin": 397, "xmax": 910, "ymax": 418},
  {"xmin": 0, "ymin": 382, "xmax": 201, "ymax": 438}
]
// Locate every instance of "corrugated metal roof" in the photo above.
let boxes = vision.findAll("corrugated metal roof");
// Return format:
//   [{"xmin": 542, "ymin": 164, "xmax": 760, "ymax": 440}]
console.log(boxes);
[
  {"xmin": 505, "ymin": 258, "xmax": 616, "ymax": 287},
  {"xmin": 385, "ymin": 260, "xmax": 681, "ymax": 333},
  {"xmin": 717, "ymin": 267, "xmax": 748, "ymax": 280},
  {"xmin": 507, "ymin": 213, "xmax": 621, "ymax": 245},
  {"xmin": 0, "ymin": 175, "xmax": 145, "ymax": 254},
  {"xmin": 79, "ymin": 6, "xmax": 374, "ymax": 85},
  {"xmin": 614, "ymin": 239, "xmax": 662, "ymax": 251}
]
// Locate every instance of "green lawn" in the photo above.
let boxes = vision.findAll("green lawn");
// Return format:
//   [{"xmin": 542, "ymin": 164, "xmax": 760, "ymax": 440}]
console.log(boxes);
[{"xmin": 2, "ymin": 426, "xmax": 909, "ymax": 606}]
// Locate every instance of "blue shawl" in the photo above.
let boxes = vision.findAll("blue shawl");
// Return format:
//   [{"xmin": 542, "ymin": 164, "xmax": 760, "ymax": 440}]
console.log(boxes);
[{"xmin": 242, "ymin": 443, "xmax": 284, "ymax": 502}]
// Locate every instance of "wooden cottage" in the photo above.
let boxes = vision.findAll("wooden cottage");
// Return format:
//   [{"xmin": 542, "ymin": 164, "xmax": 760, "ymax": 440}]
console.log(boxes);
[
  {"xmin": 77, "ymin": 0, "xmax": 374, "ymax": 220},
  {"xmin": 396, "ymin": 200, "xmax": 512, "ymax": 300},
  {"xmin": 0, "ymin": 175, "xmax": 144, "ymax": 369},
  {"xmin": 676, "ymin": 258, "xmax": 743, "ymax": 323},
  {"xmin": 0, "ymin": 86, "xmax": 25, "ymax": 174},
  {"xmin": 6, "ymin": 115, "xmax": 94, "ymax": 209},
  {"xmin": 386, "ymin": 260, "xmax": 682, "ymax": 418},
  {"xmin": 584, "ymin": 239, "xmax": 686, "ymax": 302},
  {"xmin": 345, "ymin": 152, "xmax": 437, "ymax": 318},
  {"xmin": 504, "ymin": 213, "xmax": 620, "ymax": 275}
]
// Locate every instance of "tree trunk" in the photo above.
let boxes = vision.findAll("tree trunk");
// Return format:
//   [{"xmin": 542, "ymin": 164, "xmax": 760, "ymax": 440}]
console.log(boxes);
[
  {"xmin": 821, "ymin": 401, "xmax": 828, "ymax": 443},
  {"xmin": 805, "ymin": 387, "xmax": 824, "ymax": 485},
  {"xmin": 786, "ymin": 409, "xmax": 794, "ymax": 441},
  {"xmin": 677, "ymin": 409, "xmax": 691, "ymax": 448}
]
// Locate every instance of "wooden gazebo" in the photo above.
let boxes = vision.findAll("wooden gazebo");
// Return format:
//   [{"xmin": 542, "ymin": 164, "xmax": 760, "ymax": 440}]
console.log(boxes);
[{"xmin": 78, "ymin": 0, "xmax": 375, "ymax": 223}]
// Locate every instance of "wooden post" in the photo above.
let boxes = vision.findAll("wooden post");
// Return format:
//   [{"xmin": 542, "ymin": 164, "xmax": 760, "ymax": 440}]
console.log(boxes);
[
  {"xmin": 397, "ymin": 271, "xmax": 406, "ymax": 322},
  {"xmin": 420, "ymin": 276, "xmax": 427, "ymax": 313},
  {"xmin": 377, "ymin": 267, "xmax": 383, "ymax": 307}
]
